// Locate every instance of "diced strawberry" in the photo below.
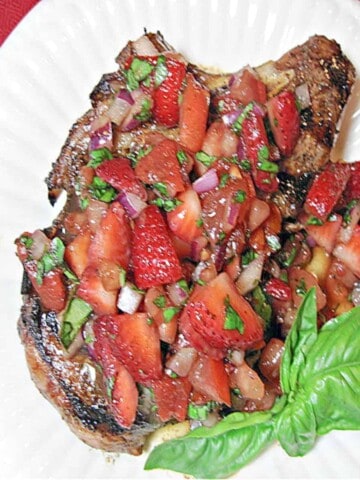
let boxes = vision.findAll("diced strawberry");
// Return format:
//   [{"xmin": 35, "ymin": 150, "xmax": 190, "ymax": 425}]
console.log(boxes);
[
  {"xmin": 167, "ymin": 188, "xmax": 203, "ymax": 243},
  {"xmin": 77, "ymin": 265, "xmax": 118, "ymax": 315},
  {"xmin": 179, "ymin": 73, "xmax": 210, "ymax": 152},
  {"xmin": 168, "ymin": 231, "xmax": 193, "ymax": 259},
  {"xmin": 88, "ymin": 202, "xmax": 132, "ymax": 270},
  {"xmin": 64, "ymin": 229, "xmax": 92, "ymax": 278},
  {"xmin": 324, "ymin": 259, "xmax": 352, "ymax": 309},
  {"xmin": 110, "ymin": 362, "xmax": 139, "ymax": 429},
  {"xmin": 304, "ymin": 163, "xmax": 351, "ymax": 221},
  {"xmin": 26, "ymin": 264, "xmax": 66, "ymax": 313},
  {"xmin": 144, "ymin": 286, "xmax": 178, "ymax": 344},
  {"xmin": 345, "ymin": 161, "xmax": 360, "ymax": 201},
  {"xmin": 267, "ymin": 91, "xmax": 300, "ymax": 156},
  {"xmin": 134, "ymin": 138, "xmax": 185, "ymax": 197},
  {"xmin": 303, "ymin": 213, "xmax": 342, "ymax": 253},
  {"xmin": 288, "ymin": 267, "xmax": 326, "ymax": 311},
  {"xmin": 188, "ymin": 356, "xmax": 231, "ymax": 406},
  {"xmin": 153, "ymin": 57, "xmax": 187, "ymax": 127},
  {"xmin": 239, "ymin": 109, "xmax": 279, "ymax": 193},
  {"xmin": 202, "ymin": 121, "xmax": 238, "ymax": 157},
  {"xmin": 151, "ymin": 375, "xmax": 192, "ymax": 422},
  {"xmin": 94, "ymin": 313, "xmax": 162, "ymax": 383},
  {"xmin": 180, "ymin": 272, "xmax": 264, "ymax": 354},
  {"xmin": 96, "ymin": 157, "xmax": 147, "ymax": 200},
  {"xmin": 230, "ymin": 68, "xmax": 267, "ymax": 105},
  {"xmin": 264, "ymin": 278, "xmax": 291, "ymax": 302},
  {"xmin": 333, "ymin": 225, "xmax": 360, "ymax": 277},
  {"xmin": 132, "ymin": 205, "xmax": 183, "ymax": 289}
]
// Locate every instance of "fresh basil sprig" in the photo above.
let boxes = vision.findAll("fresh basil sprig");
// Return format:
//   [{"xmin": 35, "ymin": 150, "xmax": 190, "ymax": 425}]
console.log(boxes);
[{"xmin": 145, "ymin": 289, "xmax": 360, "ymax": 478}]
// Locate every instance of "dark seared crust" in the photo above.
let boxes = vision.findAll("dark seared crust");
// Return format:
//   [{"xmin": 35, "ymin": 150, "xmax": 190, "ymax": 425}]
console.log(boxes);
[
  {"xmin": 275, "ymin": 35, "xmax": 355, "ymax": 175},
  {"xmin": 21, "ymin": 33, "xmax": 356, "ymax": 455},
  {"xmin": 18, "ymin": 293, "xmax": 157, "ymax": 454}
]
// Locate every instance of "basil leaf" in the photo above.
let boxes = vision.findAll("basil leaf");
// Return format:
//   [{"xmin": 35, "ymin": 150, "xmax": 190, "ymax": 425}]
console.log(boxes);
[
  {"xmin": 145, "ymin": 412, "xmax": 274, "ymax": 479},
  {"xmin": 60, "ymin": 298, "xmax": 92, "ymax": 349},
  {"xmin": 280, "ymin": 288, "xmax": 317, "ymax": 394},
  {"xmin": 154, "ymin": 55, "xmax": 168, "ymax": 87},
  {"xmin": 87, "ymin": 147, "xmax": 113, "ymax": 168}
]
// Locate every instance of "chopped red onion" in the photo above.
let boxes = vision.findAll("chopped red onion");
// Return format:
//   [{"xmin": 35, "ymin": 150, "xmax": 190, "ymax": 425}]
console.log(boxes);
[
  {"xmin": 82, "ymin": 320, "xmax": 96, "ymax": 360},
  {"xmin": 167, "ymin": 281, "xmax": 189, "ymax": 306},
  {"xmin": 227, "ymin": 202, "xmax": 241, "ymax": 227},
  {"xmin": 192, "ymin": 168, "xmax": 219, "ymax": 194},
  {"xmin": 237, "ymin": 135, "xmax": 246, "ymax": 160},
  {"xmin": 248, "ymin": 198, "xmax": 270, "ymax": 232},
  {"xmin": 252, "ymin": 102, "xmax": 266, "ymax": 118},
  {"xmin": 89, "ymin": 121, "xmax": 113, "ymax": 151},
  {"xmin": 121, "ymin": 90, "xmax": 152, "ymax": 132},
  {"xmin": 107, "ymin": 89, "xmax": 134, "ymax": 125},
  {"xmin": 295, "ymin": 83, "xmax": 311, "ymax": 110},
  {"xmin": 236, "ymin": 253, "xmax": 265, "ymax": 295},
  {"xmin": 222, "ymin": 109, "xmax": 242, "ymax": 127},
  {"xmin": 306, "ymin": 235, "xmax": 317, "ymax": 248},
  {"xmin": 117, "ymin": 191, "xmax": 147, "ymax": 219},
  {"xmin": 117, "ymin": 282, "xmax": 144, "ymax": 314},
  {"xmin": 165, "ymin": 347, "xmax": 197, "ymax": 377},
  {"xmin": 30, "ymin": 229, "xmax": 51, "ymax": 260},
  {"xmin": 117, "ymin": 89, "xmax": 135, "ymax": 105},
  {"xmin": 190, "ymin": 236, "xmax": 208, "ymax": 262},
  {"xmin": 133, "ymin": 35, "xmax": 159, "ymax": 56}
]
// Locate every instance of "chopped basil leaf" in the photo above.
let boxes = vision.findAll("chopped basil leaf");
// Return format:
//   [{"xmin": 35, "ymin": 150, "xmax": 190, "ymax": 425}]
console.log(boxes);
[
  {"xmin": 87, "ymin": 147, "xmax": 113, "ymax": 168},
  {"xmin": 224, "ymin": 296, "xmax": 244, "ymax": 334},
  {"xmin": 129, "ymin": 146, "xmax": 153, "ymax": 167},
  {"xmin": 218, "ymin": 231, "xmax": 226, "ymax": 244},
  {"xmin": 106, "ymin": 376, "xmax": 115, "ymax": 399},
  {"xmin": 154, "ymin": 55, "xmax": 169, "ymax": 87},
  {"xmin": 163, "ymin": 306, "xmax": 180, "ymax": 323},
  {"xmin": 153, "ymin": 295, "xmax": 167, "ymax": 308},
  {"xmin": 188, "ymin": 402, "xmax": 215, "ymax": 421},
  {"xmin": 63, "ymin": 267, "xmax": 79, "ymax": 282},
  {"xmin": 295, "ymin": 278, "xmax": 307, "ymax": 297},
  {"xmin": 306, "ymin": 216, "xmax": 323, "ymax": 226},
  {"xmin": 234, "ymin": 190, "xmax": 247, "ymax": 203},
  {"xmin": 266, "ymin": 234, "xmax": 281, "ymax": 251},
  {"xmin": 151, "ymin": 197, "xmax": 182, "ymax": 212},
  {"xmin": 119, "ymin": 267, "xmax": 126, "ymax": 288},
  {"xmin": 80, "ymin": 197, "xmax": 89, "ymax": 211},
  {"xmin": 251, "ymin": 286, "xmax": 272, "ymax": 326},
  {"xmin": 257, "ymin": 155, "xmax": 279, "ymax": 174},
  {"xmin": 257, "ymin": 145, "xmax": 270, "ymax": 163},
  {"xmin": 239, "ymin": 159, "xmax": 251, "ymax": 171},
  {"xmin": 36, "ymin": 236, "xmax": 66, "ymax": 284},
  {"xmin": 147, "ymin": 317, "xmax": 154, "ymax": 326},
  {"xmin": 196, "ymin": 218, "xmax": 204, "ymax": 227},
  {"xmin": 89, "ymin": 176, "xmax": 117, "ymax": 203},
  {"xmin": 195, "ymin": 151, "xmax": 216, "ymax": 167},
  {"xmin": 343, "ymin": 199, "xmax": 358, "ymax": 225},
  {"xmin": 219, "ymin": 173, "xmax": 230, "ymax": 188},
  {"xmin": 20, "ymin": 235, "xmax": 33, "ymax": 249},
  {"xmin": 125, "ymin": 68, "xmax": 140, "ymax": 91},
  {"xmin": 232, "ymin": 102, "xmax": 254, "ymax": 134},
  {"xmin": 135, "ymin": 97, "xmax": 152, "ymax": 122},
  {"xmin": 241, "ymin": 249, "xmax": 258, "ymax": 267},
  {"xmin": 126, "ymin": 58, "xmax": 154, "ymax": 91},
  {"xmin": 282, "ymin": 246, "xmax": 297, "ymax": 267},
  {"xmin": 131, "ymin": 284, "xmax": 146, "ymax": 294},
  {"xmin": 60, "ymin": 298, "xmax": 92, "ymax": 349},
  {"xmin": 176, "ymin": 150, "xmax": 187, "ymax": 165},
  {"xmin": 153, "ymin": 182, "xmax": 169, "ymax": 196}
]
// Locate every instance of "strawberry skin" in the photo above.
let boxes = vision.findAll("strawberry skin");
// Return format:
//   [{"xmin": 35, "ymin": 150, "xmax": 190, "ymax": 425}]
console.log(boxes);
[
  {"xmin": 132, "ymin": 205, "xmax": 183, "ymax": 289},
  {"xmin": 304, "ymin": 163, "xmax": 350, "ymax": 221},
  {"xmin": 167, "ymin": 188, "xmax": 203, "ymax": 243},
  {"xmin": 345, "ymin": 161, "xmax": 360, "ymax": 202},
  {"xmin": 77, "ymin": 265, "xmax": 118, "ymax": 315},
  {"xmin": 153, "ymin": 58, "xmax": 186, "ymax": 127},
  {"xmin": 96, "ymin": 157, "xmax": 147, "ymax": 200}
]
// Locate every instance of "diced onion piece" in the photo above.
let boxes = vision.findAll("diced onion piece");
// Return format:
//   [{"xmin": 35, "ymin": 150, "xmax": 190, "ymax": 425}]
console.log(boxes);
[
  {"xmin": 258, "ymin": 338, "xmax": 285, "ymax": 383},
  {"xmin": 295, "ymin": 83, "xmax": 311, "ymax": 110},
  {"xmin": 117, "ymin": 191, "xmax": 147, "ymax": 219},
  {"xmin": 190, "ymin": 236, "xmax": 208, "ymax": 262},
  {"xmin": 222, "ymin": 109, "xmax": 242, "ymax": 127},
  {"xmin": 117, "ymin": 282, "xmax": 144, "ymax": 314},
  {"xmin": 228, "ymin": 349, "xmax": 245, "ymax": 367},
  {"xmin": 133, "ymin": 35, "xmax": 159, "ymax": 56},
  {"xmin": 248, "ymin": 198, "xmax": 270, "ymax": 232},
  {"xmin": 121, "ymin": 90, "xmax": 153, "ymax": 132},
  {"xmin": 167, "ymin": 281, "xmax": 189, "ymax": 306},
  {"xmin": 192, "ymin": 168, "xmax": 219, "ymax": 194},
  {"xmin": 30, "ymin": 229, "xmax": 51, "ymax": 260},
  {"xmin": 236, "ymin": 253, "xmax": 265, "ymax": 295},
  {"xmin": 107, "ymin": 89, "xmax": 134, "ymax": 125},
  {"xmin": 89, "ymin": 120, "xmax": 113, "ymax": 151},
  {"xmin": 338, "ymin": 201, "xmax": 360, "ymax": 244},
  {"xmin": 165, "ymin": 347, "xmax": 198, "ymax": 377},
  {"xmin": 82, "ymin": 320, "xmax": 96, "ymax": 359}
]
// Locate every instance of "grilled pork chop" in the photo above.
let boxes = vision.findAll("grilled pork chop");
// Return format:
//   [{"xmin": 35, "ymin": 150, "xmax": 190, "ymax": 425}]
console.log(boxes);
[{"xmin": 18, "ymin": 32, "xmax": 355, "ymax": 455}]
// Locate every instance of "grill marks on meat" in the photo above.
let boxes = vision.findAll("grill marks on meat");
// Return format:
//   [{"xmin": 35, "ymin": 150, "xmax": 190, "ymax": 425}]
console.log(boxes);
[
  {"xmin": 274, "ymin": 35, "xmax": 355, "ymax": 176},
  {"xmin": 19, "ymin": 32, "xmax": 356, "ymax": 455}
]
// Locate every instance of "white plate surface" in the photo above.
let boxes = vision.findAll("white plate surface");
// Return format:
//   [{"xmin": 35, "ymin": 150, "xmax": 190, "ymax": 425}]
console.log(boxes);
[{"xmin": 1, "ymin": 0, "xmax": 360, "ymax": 478}]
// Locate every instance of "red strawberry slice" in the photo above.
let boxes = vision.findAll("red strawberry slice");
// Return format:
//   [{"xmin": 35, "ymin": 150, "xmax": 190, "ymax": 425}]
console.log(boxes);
[
  {"xmin": 303, "ymin": 213, "xmax": 342, "ymax": 253},
  {"xmin": 267, "ymin": 91, "xmax": 300, "ymax": 156},
  {"xmin": 64, "ymin": 228, "xmax": 92, "ymax": 278},
  {"xmin": 88, "ymin": 202, "xmax": 132, "ymax": 269},
  {"xmin": 345, "ymin": 161, "xmax": 360, "ymax": 202},
  {"xmin": 239, "ymin": 109, "xmax": 279, "ymax": 193},
  {"xmin": 77, "ymin": 265, "xmax": 118, "ymax": 315},
  {"xmin": 264, "ymin": 278, "xmax": 292, "ymax": 302},
  {"xmin": 167, "ymin": 188, "xmax": 203, "ymax": 243},
  {"xmin": 202, "ymin": 121, "xmax": 238, "ymax": 157},
  {"xmin": 96, "ymin": 157, "xmax": 147, "ymax": 201},
  {"xmin": 134, "ymin": 138, "xmax": 185, "ymax": 197},
  {"xmin": 132, "ymin": 205, "xmax": 183, "ymax": 289},
  {"xmin": 179, "ymin": 73, "xmax": 210, "ymax": 152},
  {"xmin": 153, "ymin": 57, "xmax": 187, "ymax": 127},
  {"xmin": 304, "ymin": 163, "xmax": 350, "ymax": 221},
  {"xmin": 26, "ymin": 264, "xmax": 66, "ymax": 313},
  {"xmin": 333, "ymin": 225, "xmax": 360, "ymax": 277},
  {"xmin": 151, "ymin": 375, "xmax": 192, "ymax": 422},
  {"xmin": 230, "ymin": 68, "xmax": 267, "ymax": 105}
]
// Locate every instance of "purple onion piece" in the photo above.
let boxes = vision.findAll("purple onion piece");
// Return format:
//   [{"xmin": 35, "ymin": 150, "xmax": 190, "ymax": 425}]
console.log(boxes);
[
  {"xmin": 117, "ymin": 88, "xmax": 135, "ymax": 105},
  {"xmin": 90, "ymin": 121, "xmax": 113, "ymax": 151},
  {"xmin": 222, "ymin": 108, "xmax": 243, "ymax": 127},
  {"xmin": 192, "ymin": 168, "xmax": 219, "ymax": 194},
  {"xmin": 117, "ymin": 191, "xmax": 147, "ymax": 218}
]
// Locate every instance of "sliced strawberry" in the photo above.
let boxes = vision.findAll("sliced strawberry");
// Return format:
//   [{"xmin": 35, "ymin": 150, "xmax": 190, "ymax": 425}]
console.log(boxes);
[
  {"xmin": 132, "ymin": 205, "xmax": 182, "ymax": 289},
  {"xmin": 345, "ymin": 161, "xmax": 360, "ymax": 202},
  {"xmin": 239, "ymin": 109, "xmax": 279, "ymax": 193},
  {"xmin": 288, "ymin": 267, "xmax": 327, "ymax": 311},
  {"xmin": 303, "ymin": 213, "xmax": 342, "ymax": 253},
  {"xmin": 181, "ymin": 272, "xmax": 264, "ymax": 354},
  {"xmin": 111, "ymin": 313, "xmax": 162, "ymax": 384},
  {"xmin": 167, "ymin": 188, "xmax": 203, "ymax": 243},
  {"xmin": 179, "ymin": 73, "xmax": 210, "ymax": 152},
  {"xmin": 202, "ymin": 121, "xmax": 238, "ymax": 157},
  {"xmin": 144, "ymin": 286, "xmax": 178, "ymax": 344},
  {"xmin": 304, "ymin": 163, "xmax": 350, "ymax": 221},
  {"xmin": 267, "ymin": 91, "xmax": 300, "ymax": 156},
  {"xmin": 151, "ymin": 375, "xmax": 192, "ymax": 422},
  {"xmin": 188, "ymin": 356, "xmax": 231, "ymax": 406},
  {"xmin": 230, "ymin": 68, "xmax": 267, "ymax": 105},
  {"xmin": 25, "ymin": 264, "xmax": 66, "ymax": 313},
  {"xmin": 333, "ymin": 225, "xmax": 360, "ymax": 277},
  {"xmin": 110, "ymin": 362, "xmax": 139, "ymax": 429},
  {"xmin": 264, "ymin": 278, "xmax": 291, "ymax": 302},
  {"xmin": 64, "ymin": 229, "xmax": 92, "ymax": 278},
  {"xmin": 153, "ymin": 57, "xmax": 187, "ymax": 127},
  {"xmin": 134, "ymin": 138, "xmax": 185, "ymax": 196},
  {"xmin": 77, "ymin": 265, "xmax": 118, "ymax": 315},
  {"xmin": 96, "ymin": 157, "xmax": 147, "ymax": 200},
  {"xmin": 88, "ymin": 202, "xmax": 132, "ymax": 269}
]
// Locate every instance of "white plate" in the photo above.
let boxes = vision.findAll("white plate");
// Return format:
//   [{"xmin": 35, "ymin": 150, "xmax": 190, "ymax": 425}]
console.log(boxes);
[{"xmin": 1, "ymin": 0, "xmax": 360, "ymax": 478}]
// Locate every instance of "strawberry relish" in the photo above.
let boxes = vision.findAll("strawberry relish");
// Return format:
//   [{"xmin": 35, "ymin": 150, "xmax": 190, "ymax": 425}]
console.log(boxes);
[{"xmin": 16, "ymin": 51, "xmax": 360, "ymax": 430}]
